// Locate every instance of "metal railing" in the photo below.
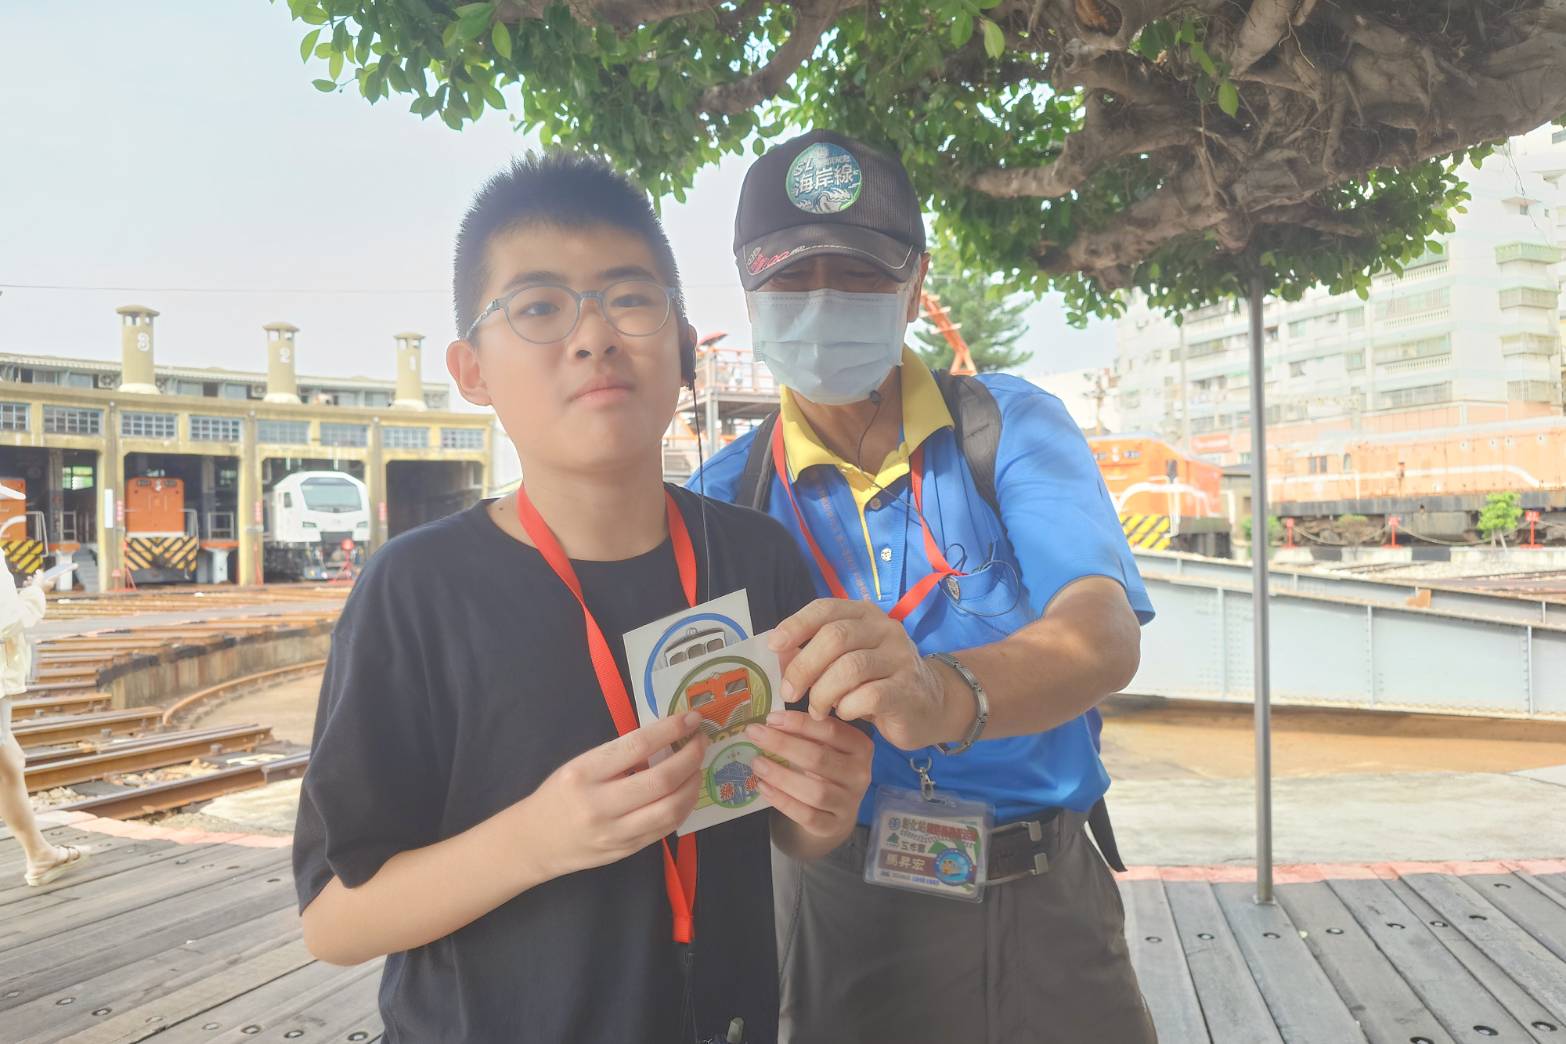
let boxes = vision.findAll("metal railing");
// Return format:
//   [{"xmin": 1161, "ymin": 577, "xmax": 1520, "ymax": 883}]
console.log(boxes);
[
  {"xmin": 693, "ymin": 347, "xmax": 778, "ymax": 397},
  {"xmin": 1133, "ymin": 548, "xmax": 1562, "ymax": 625},
  {"xmin": 207, "ymin": 511, "xmax": 236, "ymax": 540},
  {"xmin": 1127, "ymin": 553, "xmax": 1565, "ymax": 717}
]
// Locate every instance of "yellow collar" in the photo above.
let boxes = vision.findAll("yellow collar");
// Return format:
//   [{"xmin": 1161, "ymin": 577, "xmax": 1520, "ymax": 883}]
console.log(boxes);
[{"xmin": 777, "ymin": 347, "xmax": 954, "ymax": 492}]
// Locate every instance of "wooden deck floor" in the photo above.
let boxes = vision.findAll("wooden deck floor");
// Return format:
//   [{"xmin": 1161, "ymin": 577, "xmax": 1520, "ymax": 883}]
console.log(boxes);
[
  {"xmin": 5, "ymin": 820, "xmax": 1565, "ymax": 1043},
  {"xmin": 0, "ymin": 822, "xmax": 384, "ymax": 1044}
]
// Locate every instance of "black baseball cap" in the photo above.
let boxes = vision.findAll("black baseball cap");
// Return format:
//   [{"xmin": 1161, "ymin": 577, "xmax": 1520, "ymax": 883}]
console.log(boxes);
[{"xmin": 734, "ymin": 130, "xmax": 926, "ymax": 291}]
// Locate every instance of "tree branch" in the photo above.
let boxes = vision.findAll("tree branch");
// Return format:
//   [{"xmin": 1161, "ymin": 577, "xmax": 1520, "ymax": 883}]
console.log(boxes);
[
  {"xmin": 1222, "ymin": 0, "xmax": 1297, "ymax": 75},
  {"xmin": 1252, "ymin": 202, "xmax": 1362, "ymax": 237},
  {"xmin": 698, "ymin": 0, "xmax": 852, "ymax": 113},
  {"xmin": 496, "ymin": 0, "xmax": 722, "ymax": 28},
  {"xmin": 968, "ymin": 96, "xmax": 1196, "ymax": 198}
]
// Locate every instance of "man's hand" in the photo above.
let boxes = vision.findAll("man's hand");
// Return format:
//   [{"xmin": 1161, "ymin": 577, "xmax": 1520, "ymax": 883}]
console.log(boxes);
[
  {"xmin": 746, "ymin": 710, "xmax": 872, "ymax": 857},
  {"xmin": 768, "ymin": 600, "xmax": 972, "ymax": 751},
  {"xmin": 527, "ymin": 712, "xmax": 707, "ymax": 877}
]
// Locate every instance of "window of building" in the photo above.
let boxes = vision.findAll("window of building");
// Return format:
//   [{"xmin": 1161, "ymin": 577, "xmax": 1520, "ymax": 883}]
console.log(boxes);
[
  {"xmin": 1375, "ymin": 288, "xmax": 1450, "ymax": 321},
  {"xmin": 1495, "ymin": 242, "xmax": 1563, "ymax": 265},
  {"xmin": 1289, "ymin": 361, "xmax": 1307, "ymax": 378},
  {"xmin": 1500, "ymin": 333, "xmax": 1560, "ymax": 357},
  {"xmin": 1498, "ymin": 286, "xmax": 1559, "ymax": 310},
  {"xmin": 121, "ymin": 411, "xmax": 177, "ymax": 439},
  {"xmin": 190, "ymin": 415, "xmax": 242, "ymax": 442},
  {"xmin": 221, "ymin": 383, "xmax": 250, "ymax": 400},
  {"xmin": 1308, "ymin": 455, "xmax": 1329, "ymax": 475},
  {"xmin": 63, "ymin": 372, "xmax": 94, "ymax": 389},
  {"xmin": 0, "ymin": 402, "xmax": 29, "ymax": 432},
  {"xmin": 1346, "ymin": 351, "xmax": 1365, "ymax": 371},
  {"xmin": 320, "ymin": 422, "xmax": 369, "ymax": 448},
  {"xmin": 63, "ymin": 465, "xmax": 95, "ymax": 491},
  {"xmin": 258, "ymin": 419, "xmax": 310, "ymax": 444},
  {"xmin": 1288, "ymin": 319, "xmax": 1309, "ymax": 338},
  {"xmin": 1379, "ymin": 382, "xmax": 1452, "ymax": 409},
  {"xmin": 218, "ymin": 465, "xmax": 238, "ymax": 490},
  {"xmin": 1507, "ymin": 380, "xmax": 1557, "ymax": 403},
  {"xmin": 1374, "ymin": 335, "xmax": 1452, "ymax": 365},
  {"xmin": 383, "ymin": 426, "xmax": 430, "ymax": 449},
  {"xmin": 43, "ymin": 406, "xmax": 101, "ymax": 436},
  {"xmin": 441, "ymin": 428, "xmax": 485, "ymax": 451}
]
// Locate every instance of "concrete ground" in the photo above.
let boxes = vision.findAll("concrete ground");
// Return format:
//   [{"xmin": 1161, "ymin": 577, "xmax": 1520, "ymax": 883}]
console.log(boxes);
[
  {"xmin": 150, "ymin": 674, "xmax": 1566, "ymax": 866},
  {"xmin": 193, "ymin": 672, "xmax": 323, "ymax": 746},
  {"xmin": 1099, "ymin": 698, "xmax": 1566, "ymax": 865}
]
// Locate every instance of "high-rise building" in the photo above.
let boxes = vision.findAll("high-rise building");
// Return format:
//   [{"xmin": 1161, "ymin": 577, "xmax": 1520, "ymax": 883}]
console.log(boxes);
[{"xmin": 1114, "ymin": 131, "xmax": 1566, "ymax": 465}]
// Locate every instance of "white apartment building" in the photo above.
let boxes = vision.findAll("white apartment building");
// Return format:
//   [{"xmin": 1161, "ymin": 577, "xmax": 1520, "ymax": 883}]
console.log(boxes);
[{"xmin": 1114, "ymin": 130, "xmax": 1566, "ymax": 462}]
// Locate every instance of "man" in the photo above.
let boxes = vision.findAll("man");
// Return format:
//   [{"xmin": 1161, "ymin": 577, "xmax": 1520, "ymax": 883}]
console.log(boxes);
[{"xmin": 692, "ymin": 130, "xmax": 1159, "ymax": 1043}]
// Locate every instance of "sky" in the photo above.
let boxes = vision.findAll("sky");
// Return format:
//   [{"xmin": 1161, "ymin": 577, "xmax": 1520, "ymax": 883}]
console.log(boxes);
[{"xmin": 0, "ymin": 2, "xmax": 1114, "ymax": 415}]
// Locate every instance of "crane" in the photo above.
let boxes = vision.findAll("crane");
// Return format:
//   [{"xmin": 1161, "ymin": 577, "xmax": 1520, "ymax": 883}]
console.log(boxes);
[{"xmin": 919, "ymin": 291, "xmax": 977, "ymax": 376}]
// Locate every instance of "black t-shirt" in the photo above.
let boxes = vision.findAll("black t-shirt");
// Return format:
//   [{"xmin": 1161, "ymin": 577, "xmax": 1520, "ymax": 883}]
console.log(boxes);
[{"xmin": 293, "ymin": 486, "xmax": 815, "ymax": 1043}]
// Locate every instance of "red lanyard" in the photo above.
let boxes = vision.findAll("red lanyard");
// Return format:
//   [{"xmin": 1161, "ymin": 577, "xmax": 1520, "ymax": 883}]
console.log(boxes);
[
  {"xmin": 514, "ymin": 486, "xmax": 699, "ymax": 945},
  {"xmin": 769, "ymin": 419, "xmax": 962, "ymax": 622}
]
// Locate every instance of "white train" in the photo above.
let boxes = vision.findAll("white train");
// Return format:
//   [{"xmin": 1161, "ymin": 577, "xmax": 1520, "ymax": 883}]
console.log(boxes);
[{"xmin": 263, "ymin": 471, "xmax": 371, "ymax": 581}]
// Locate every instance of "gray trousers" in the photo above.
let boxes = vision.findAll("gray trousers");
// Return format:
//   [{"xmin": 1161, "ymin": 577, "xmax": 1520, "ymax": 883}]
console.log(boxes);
[{"xmin": 774, "ymin": 812, "xmax": 1158, "ymax": 1044}]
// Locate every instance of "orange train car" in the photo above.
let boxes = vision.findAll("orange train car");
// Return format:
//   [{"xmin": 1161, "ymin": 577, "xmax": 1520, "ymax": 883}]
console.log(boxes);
[
  {"xmin": 1267, "ymin": 417, "xmax": 1566, "ymax": 510},
  {"xmin": 0, "ymin": 478, "xmax": 27, "ymax": 539},
  {"xmin": 1088, "ymin": 435, "xmax": 1224, "ymax": 521},
  {"xmin": 0, "ymin": 478, "xmax": 47, "ymax": 578},
  {"xmin": 122, "ymin": 476, "xmax": 198, "ymax": 582}
]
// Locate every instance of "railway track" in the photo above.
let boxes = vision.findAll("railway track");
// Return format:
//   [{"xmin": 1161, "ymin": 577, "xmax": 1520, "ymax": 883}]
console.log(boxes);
[
  {"xmin": 19, "ymin": 587, "xmax": 336, "ymax": 822},
  {"xmin": 42, "ymin": 583, "xmax": 349, "ymax": 620}
]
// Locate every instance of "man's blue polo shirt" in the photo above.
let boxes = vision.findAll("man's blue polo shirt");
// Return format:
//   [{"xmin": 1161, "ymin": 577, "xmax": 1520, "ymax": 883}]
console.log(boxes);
[{"xmin": 690, "ymin": 353, "xmax": 1155, "ymax": 823}]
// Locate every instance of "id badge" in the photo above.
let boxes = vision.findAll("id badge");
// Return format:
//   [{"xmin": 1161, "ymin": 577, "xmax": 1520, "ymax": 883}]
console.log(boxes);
[{"xmin": 864, "ymin": 785, "xmax": 993, "ymax": 902}]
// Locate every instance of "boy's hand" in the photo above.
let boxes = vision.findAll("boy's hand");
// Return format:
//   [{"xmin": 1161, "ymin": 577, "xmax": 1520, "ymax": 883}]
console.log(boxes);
[
  {"xmin": 531, "ymin": 712, "xmax": 707, "ymax": 877},
  {"xmin": 746, "ymin": 711, "xmax": 873, "ymax": 855}
]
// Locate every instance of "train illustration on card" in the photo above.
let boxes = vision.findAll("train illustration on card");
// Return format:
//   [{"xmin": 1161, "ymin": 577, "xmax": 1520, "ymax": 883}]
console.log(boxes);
[{"xmin": 623, "ymin": 590, "xmax": 786, "ymax": 834}]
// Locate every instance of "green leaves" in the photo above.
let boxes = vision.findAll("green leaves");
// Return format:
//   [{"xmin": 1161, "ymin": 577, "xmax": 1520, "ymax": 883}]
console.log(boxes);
[
  {"xmin": 273, "ymin": 0, "xmax": 1489, "ymax": 324},
  {"xmin": 491, "ymin": 21, "xmax": 512, "ymax": 59},
  {"xmin": 950, "ymin": 11, "xmax": 973, "ymax": 46},
  {"xmin": 1218, "ymin": 80, "xmax": 1239, "ymax": 117},
  {"xmin": 981, "ymin": 18, "xmax": 1003, "ymax": 59}
]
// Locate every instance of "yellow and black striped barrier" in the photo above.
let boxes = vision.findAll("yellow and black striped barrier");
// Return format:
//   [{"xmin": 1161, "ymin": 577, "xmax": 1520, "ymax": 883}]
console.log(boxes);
[
  {"xmin": 124, "ymin": 536, "xmax": 199, "ymax": 576},
  {"xmin": 1120, "ymin": 514, "xmax": 1172, "ymax": 551},
  {"xmin": 1, "ymin": 539, "xmax": 45, "ymax": 577}
]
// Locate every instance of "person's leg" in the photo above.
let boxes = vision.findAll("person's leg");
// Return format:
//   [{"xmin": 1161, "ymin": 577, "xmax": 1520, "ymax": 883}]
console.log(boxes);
[
  {"xmin": 775, "ymin": 833, "xmax": 988, "ymax": 1044},
  {"xmin": 0, "ymin": 697, "xmax": 73, "ymax": 875},
  {"xmin": 990, "ymin": 818, "xmax": 1157, "ymax": 1043},
  {"xmin": 776, "ymin": 815, "xmax": 1157, "ymax": 1044}
]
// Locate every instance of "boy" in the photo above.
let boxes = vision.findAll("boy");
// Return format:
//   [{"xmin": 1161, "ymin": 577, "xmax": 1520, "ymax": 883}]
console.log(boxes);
[{"xmin": 292, "ymin": 154, "xmax": 873, "ymax": 1042}]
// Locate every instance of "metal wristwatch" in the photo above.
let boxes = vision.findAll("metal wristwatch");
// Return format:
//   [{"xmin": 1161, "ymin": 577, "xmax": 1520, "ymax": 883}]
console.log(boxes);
[{"xmin": 929, "ymin": 652, "xmax": 989, "ymax": 755}]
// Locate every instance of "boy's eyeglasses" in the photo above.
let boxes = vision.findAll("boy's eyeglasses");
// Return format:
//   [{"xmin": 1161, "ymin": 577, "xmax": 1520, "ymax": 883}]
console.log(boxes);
[{"xmin": 466, "ymin": 279, "xmax": 679, "ymax": 344}]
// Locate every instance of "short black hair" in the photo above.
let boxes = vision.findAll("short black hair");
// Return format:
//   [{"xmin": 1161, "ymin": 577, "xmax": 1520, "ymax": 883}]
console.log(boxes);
[{"xmin": 452, "ymin": 153, "xmax": 685, "ymax": 339}]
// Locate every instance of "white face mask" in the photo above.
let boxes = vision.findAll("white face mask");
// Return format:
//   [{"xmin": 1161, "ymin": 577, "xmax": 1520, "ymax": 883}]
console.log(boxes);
[{"xmin": 746, "ymin": 287, "xmax": 910, "ymax": 405}]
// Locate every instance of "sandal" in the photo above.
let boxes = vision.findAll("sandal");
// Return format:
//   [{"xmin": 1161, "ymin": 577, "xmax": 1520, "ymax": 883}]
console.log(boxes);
[{"xmin": 24, "ymin": 844, "xmax": 87, "ymax": 887}]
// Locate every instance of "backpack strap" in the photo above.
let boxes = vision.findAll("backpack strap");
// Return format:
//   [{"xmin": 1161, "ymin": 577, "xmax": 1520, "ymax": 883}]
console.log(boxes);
[
  {"xmin": 737, "ymin": 373, "xmax": 1004, "ymax": 518},
  {"xmin": 931, "ymin": 369, "xmax": 1003, "ymax": 520},
  {"xmin": 736, "ymin": 410, "xmax": 781, "ymax": 512}
]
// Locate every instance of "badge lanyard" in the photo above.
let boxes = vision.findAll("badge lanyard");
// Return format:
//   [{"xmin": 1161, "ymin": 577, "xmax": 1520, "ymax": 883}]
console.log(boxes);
[
  {"xmin": 770, "ymin": 425, "xmax": 997, "ymax": 902},
  {"xmin": 768, "ymin": 419, "xmax": 962, "ymax": 623},
  {"xmin": 515, "ymin": 486, "xmax": 699, "ymax": 944}
]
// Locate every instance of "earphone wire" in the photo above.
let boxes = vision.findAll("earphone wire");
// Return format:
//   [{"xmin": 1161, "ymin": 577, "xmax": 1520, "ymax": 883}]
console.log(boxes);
[
  {"xmin": 835, "ymin": 384, "xmax": 1022, "ymax": 620},
  {"xmin": 689, "ymin": 377, "xmax": 714, "ymax": 604}
]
